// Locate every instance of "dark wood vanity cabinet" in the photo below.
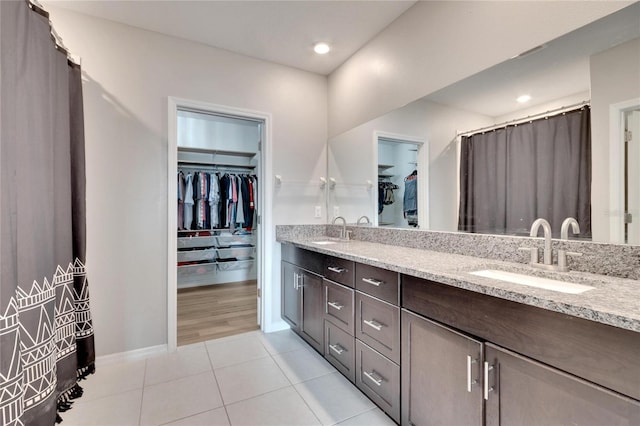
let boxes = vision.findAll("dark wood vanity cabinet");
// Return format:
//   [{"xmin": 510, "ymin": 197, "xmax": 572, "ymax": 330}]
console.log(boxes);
[
  {"xmin": 485, "ymin": 343, "xmax": 640, "ymax": 425},
  {"xmin": 401, "ymin": 274, "xmax": 640, "ymax": 425},
  {"xmin": 281, "ymin": 244, "xmax": 640, "ymax": 425},
  {"xmin": 401, "ymin": 310, "xmax": 484, "ymax": 426},
  {"xmin": 281, "ymin": 245, "xmax": 325, "ymax": 353}
]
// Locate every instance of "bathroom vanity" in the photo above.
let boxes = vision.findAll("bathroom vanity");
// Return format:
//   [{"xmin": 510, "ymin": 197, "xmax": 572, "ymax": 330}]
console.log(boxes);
[{"xmin": 277, "ymin": 225, "xmax": 640, "ymax": 425}]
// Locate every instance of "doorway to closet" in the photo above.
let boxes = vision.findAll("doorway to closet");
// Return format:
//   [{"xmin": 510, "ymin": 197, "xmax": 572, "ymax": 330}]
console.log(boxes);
[
  {"xmin": 168, "ymin": 100, "xmax": 267, "ymax": 349},
  {"xmin": 375, "ymin": 132, "xmax": 429, "ymax": 229}
]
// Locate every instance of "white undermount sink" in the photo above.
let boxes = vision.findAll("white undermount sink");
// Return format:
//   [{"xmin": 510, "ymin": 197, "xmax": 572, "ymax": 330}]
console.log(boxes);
[
  {"xmin": 312, "ymin": 240, "xmax": 339, "ymax": 245},
  {"xmin": 469, "ymin": 269, "xmax": 595, "ymax": 294}
]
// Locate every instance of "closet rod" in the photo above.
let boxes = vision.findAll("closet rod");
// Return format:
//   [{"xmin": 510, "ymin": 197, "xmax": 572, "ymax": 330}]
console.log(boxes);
[
  {"xmin": 178, "ymin": 162, "xmax": 255, "ymax": 171},
  {"xmin": 457, "ymin": 100, "xmax": 590, "ymax": 137}
]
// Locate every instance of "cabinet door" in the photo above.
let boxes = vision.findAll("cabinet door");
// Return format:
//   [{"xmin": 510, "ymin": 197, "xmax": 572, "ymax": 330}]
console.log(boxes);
[
  {"xmin": 401, "ymin": 310, "xmax": 483, "ymax": 426},
  {"xmin": 485, "ymin": 343, "xmax": 640, "ymax": 425},
  {"xmin": 300, "ymin": 271, "xmax": 324, "ymax": 353},
  {"xmin": 281, "ymin": 261, "xmax": 301, "ymax": 332}
]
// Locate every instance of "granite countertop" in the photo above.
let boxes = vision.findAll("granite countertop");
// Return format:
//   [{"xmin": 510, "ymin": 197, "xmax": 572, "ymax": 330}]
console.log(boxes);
[{"xmin": 278, "ymin": 236, "xmax": 640, "ymax": 333}]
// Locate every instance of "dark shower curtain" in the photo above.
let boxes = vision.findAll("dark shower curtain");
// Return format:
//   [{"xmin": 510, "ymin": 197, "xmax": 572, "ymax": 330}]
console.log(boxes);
[
  {"xmin": 1, "ymin": 1, "xmax": 95, "ymax": 425},
  {"xmin": 458, "ymin": 107, "xmax": 591, "ymax": 238}
]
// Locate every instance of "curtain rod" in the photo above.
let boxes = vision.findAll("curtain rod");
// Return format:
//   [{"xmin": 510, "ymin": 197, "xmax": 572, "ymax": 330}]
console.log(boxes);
[
  {"xmin": 26, "ymin": 0, "xmax": 82, "ymax": 66},
  {"xmin": 457, "ymin": 100, "xmax": 590, "ymax": 137}
]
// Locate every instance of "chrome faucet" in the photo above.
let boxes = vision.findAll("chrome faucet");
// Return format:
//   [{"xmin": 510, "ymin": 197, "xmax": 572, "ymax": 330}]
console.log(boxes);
[
  {"xmin": 357, "ymin": 215, "xmax": 371, "ymax": 226},
  {"xmin": 530, "ymin": 218, "xmax": 553, "ymax": 265},
  {"xmin": 558, "ymin": 217, "xmax": 582, "ymax": 272},
  {"xmin": 520, "ymin": 217, "xmax": 583, "ymax": 272},
  {"xmin": 332, "ymin": 216, "xmax": 349, "ymax": 240}
]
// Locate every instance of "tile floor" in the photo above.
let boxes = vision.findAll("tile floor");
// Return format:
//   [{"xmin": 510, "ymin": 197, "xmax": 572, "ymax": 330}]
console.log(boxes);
[{"xmin": 59, "ymin": 330, "xmax": 397, "ymax": 426}]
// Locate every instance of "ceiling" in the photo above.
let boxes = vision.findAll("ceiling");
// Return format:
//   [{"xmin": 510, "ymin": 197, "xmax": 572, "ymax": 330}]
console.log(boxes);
[
  {"xmin": 45, "ymin": 1, "xmax": 638, "ymax": 118},
  {"xmin": 46, "ymin": 0, "xmax": 417, "ymax": 75}
]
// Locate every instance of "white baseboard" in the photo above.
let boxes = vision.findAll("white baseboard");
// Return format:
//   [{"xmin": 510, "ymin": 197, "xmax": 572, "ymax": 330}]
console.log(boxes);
[{"xmin": 96, "ymin": 344, "xmax": 168, "ymax": 367}]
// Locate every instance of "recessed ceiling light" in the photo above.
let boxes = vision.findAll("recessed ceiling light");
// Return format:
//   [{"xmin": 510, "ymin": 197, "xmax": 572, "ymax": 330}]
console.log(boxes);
[
  {"xmin": 314, "ymin": 42, "xmax": 331, "ymax": 55},
  {"xmin": 517, "ymin": 95, "xmax": 532, "ymax": 103}
]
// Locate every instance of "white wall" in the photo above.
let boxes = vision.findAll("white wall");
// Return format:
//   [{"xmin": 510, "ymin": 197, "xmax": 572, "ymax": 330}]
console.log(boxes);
[
  {"xmin": 328, "ymin": 1, "xmax": 631, "ymax": 137},
  {"xmin": 47, "ymin": 7, "xmax": 327, "ymax": 356},
  {"xmin": 590, "ymin": 38, "xmax": 640, "ymax": 242}
]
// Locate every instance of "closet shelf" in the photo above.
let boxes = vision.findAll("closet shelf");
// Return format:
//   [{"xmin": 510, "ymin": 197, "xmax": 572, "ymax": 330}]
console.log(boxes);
[
  {"xmin": 178, "ymin": 146, "xmax": 257, "ymax": 158},
  {"xmin": 378, "ymin": 164, "xmax": 394, "ymax": 170}
]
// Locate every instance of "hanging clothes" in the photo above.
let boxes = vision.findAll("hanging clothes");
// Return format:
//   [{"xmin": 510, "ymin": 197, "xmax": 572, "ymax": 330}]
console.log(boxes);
[
  {"xmin": 404, "ymin": 170, "xmax": 418, "ymax": 227},
  {"xmin": 236, "ymin": 175, "xmax": 245, "ymax": 225},
  {"xmin": 183, "ymin": 172, "xmax": 194, "ymax": 230},
  {"xmin": 177, "ymin": 171, "xmax": 185, "ymax": 230},
  {"xmin": 194, "ymin": 171, "xmax": 209, "ymax": 229},
  {"xmin": 209, "ymin": 173, "xmax": 220, "ymax": 229},
  {"xmin": 378, "ymin": 181, "xmax": 399, "ymax": 214}
]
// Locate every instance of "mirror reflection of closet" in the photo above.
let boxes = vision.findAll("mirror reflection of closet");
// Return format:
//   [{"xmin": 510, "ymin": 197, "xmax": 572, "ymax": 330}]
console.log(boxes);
[
  {"xmin": 625, "ymin": 108, "xmax": 640, "ymax": 245},
  {"xmin": 377, "ymin": 137, "xmax": 420, "ymax": 228}
]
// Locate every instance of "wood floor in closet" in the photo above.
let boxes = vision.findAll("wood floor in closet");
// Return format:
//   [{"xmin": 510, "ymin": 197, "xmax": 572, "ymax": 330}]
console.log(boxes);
[{"xmin": 177, "ymin": 280, "xmax": 259, "ymax": 346}]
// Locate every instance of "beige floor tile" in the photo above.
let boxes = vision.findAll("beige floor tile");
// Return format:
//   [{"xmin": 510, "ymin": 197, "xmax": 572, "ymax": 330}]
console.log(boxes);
[
  {"xmin": 205, "ymin": 334, "xmax": 269, "ymax": 369},
  {"xmin": 294, "ymin": 372, "xmax": 375, "ymax": 425},
  {"xmin": 273, "ymin": 347, "xmax": 336, "ymax": 384},
  {"xmin": 215, "ymin": 357, "xmax": 290, "ymax": 405},
  {"xmin": 76, "ymin": 359, "xmax": 146, "ymax": 402},
  {"xmin": 336, "ymin": 408, "xmax": 396, "ymax": 426},
  {"xmin": 145, "ymin": 343, "xmax": 212, "ymax": 386},
  {"xmin": 140, "ymin": 371, "xmax": 223, "ymax": 425},
  {"xmin": 57, "ymin": 388, "xmax": 143, "ymax": 426},
  {"xmin": 162, "ymin": 406, "xmax": 230, "ymax": 426},
  {"xmin": 225, "ymin": 387, "xmax": 321, "ymax": 426},
  {"xmin": 259, "ymin": 329, "xmax": 308, "ymax": 355}
]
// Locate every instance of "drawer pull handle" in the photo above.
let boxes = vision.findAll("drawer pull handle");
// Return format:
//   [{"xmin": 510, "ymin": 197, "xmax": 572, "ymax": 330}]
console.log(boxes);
[
  {"xmin": 363, "ymin": 370, "xmax": 384, "ymax": 386},
  {"xmin": 484, "ymin": 362, "xmax": 494, "ymax": 400},
  {"xmin": 328, "ymin": 266, "xmax": 346, "ymax": 274},
  {"xmin": 362, "ymin": 277, "xmax": 383, "ymax": 287},
  {"xmin": 363, "ymin": 319, "xmax": 383, "ymax": 331},
  {"xmin": 467, "ymin": 355, "xmax": 478, "ymax": 393},
  {"xmin": 327, "ymin": 301, "xmax": 343, "ymax": 311},
  {"xmin": 329, "ymin": 344, "xmax": 345, "ymax": 355}
]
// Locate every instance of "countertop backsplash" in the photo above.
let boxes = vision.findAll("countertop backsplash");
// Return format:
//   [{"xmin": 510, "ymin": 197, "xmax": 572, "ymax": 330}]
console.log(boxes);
[{"xmin": 276, "ymin": 224, "xmax": 640, "ymax": 280}]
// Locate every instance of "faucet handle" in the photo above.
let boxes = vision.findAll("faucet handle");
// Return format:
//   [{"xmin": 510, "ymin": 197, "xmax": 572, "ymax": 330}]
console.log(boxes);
[
  {"xmin": 518, "ymin": 246, "xmax": 538, "ymax": 264},
  {"xmin": 557, "ymin": 250, "xmax": 582, "ymax": 271},
  {"xmin": 345, "ymin": 230, "xmax": 352, "ymax": 241}
]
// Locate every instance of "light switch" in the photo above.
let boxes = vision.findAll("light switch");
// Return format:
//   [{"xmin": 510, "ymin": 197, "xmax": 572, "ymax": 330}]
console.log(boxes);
[{"xmin": 315, "ymin": 206, "xmax": 322, "ymax": 218}]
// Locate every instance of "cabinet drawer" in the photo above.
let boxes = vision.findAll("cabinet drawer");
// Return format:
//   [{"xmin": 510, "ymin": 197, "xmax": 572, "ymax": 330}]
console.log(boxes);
[
  {"xmin": 355, "ymin": 340, "xmax": 400, "ymax": 423},
  {"xmin": 325, "ymin": 320, "xmax": 356, "ymax": 383},
  {"xmin": 323, "ymin": 280, "xmax": 354, "ymax": 335},
  {"xmin": 324, "ymin": 256, "xmax": 355, "ymax": 288},
  {"xmin": 355, "ymin": 263, "xmax": 399, "ymax": 304},
  {"xmin": 356, "ymin": 292, "xmax": 400, "ymax": 364},
  {"xmin": 281, "ymin": 244, "xmax": 325, "ymax": 275}
]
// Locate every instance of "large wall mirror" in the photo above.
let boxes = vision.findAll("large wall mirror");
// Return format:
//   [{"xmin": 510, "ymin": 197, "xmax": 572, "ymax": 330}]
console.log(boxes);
[{"xmin": 327, "ymin": 3, "xmax": 640, "ymax": 245}]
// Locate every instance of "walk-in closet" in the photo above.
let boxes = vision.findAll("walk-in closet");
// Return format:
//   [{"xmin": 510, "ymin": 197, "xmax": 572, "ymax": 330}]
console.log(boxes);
[
  {"xmin": 377, "ymin": 138, "xmax": 420, "ymax": 228},
  {"xmin": 176, "ymin": 109, "xmax": 262, "ymax": 346}
]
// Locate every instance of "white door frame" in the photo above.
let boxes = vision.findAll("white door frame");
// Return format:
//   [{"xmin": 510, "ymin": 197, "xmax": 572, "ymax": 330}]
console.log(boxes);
[
  {"xmin": 167, "ymin": 97, "xmax": 272, "ymax": 352},
  {"xmin": 609, "ymin": 97, "xmax": 640, "ymax": 243},
  {"xmin": 372, "ymin": 131, "xmax": 429, "ymax": 229}
]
